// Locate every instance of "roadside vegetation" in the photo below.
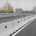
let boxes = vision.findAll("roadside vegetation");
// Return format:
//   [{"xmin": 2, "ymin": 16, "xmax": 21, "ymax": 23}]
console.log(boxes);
[{"xmin": 0, "ymin": 9, "xmax": 14, "ymax": 13}]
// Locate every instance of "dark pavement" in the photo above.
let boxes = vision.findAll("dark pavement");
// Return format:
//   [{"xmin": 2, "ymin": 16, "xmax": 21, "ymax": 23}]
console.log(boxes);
[
  {"xmin": 0, "ymin": 15, "xmax": 26, "ymax": 23},
  {"xmin": 15, "ymin": 19, "xmax": 36, "ymax": 36},
  {"xmin": 0, "ymin": 12, "xmax": 35, "ymax": 23}
]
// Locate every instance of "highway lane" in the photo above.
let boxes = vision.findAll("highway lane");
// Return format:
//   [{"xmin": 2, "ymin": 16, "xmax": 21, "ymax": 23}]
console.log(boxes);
[
  {"xmin": 0, "ymin": 15, "xmax": 34, "ymax": 35},
  {"xmin": 0, "ymin": 12, "xmax": 36, "ymax": 23},
  {"xmin": 15, "ymin": 19, "xmax": 36, "ymax": 36},
  {"xmin": 11, "ymin": 17, "xmax": 35, "ymax": 35},
  {"xmin": 15, "ymin": 17, "xmax": 36, "ymax": 36},
  {"xmin": 1, "ymin": 14, "xmax": 35, "ymax": 33},
  {"xmin": 0, "ymin": 15, "xmax": 26, "ymax": 35},
  {"xmin": 0, "ymin": 14, "xmax": 27, "ymax": 24},
  {"xmin": 0, "ymin": 15, "xmax": 28, "ymax": 24}
]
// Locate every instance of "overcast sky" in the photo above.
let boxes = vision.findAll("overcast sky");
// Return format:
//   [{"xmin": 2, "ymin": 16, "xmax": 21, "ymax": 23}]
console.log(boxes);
[
  {"xmin": 0, "ymin": 0, "xmax": 36, "ymax": 11},
  {"xmin": 16, "ymin": 0, "xmax": 36, "ymax": 11},
  {"xmin": 0, "ymin": 0, "xmax": 16, "ymax": 8}
]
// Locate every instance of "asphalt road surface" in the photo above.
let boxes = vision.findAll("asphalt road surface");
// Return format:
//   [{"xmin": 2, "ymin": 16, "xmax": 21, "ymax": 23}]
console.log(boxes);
[
  {"xmin": 0, "ymin": 13, "xmax": 36, "ymax": 36},
  {"xmin": 0, "ymin": 14, "xmax": 26, "ymax": 24},
  {"xmin": 0, "ymin": 12, "xmax": 35, "ymax": 23},
  {"xmin": 15, "ymin": 19, "xmax": 36, "ymax": 36}
]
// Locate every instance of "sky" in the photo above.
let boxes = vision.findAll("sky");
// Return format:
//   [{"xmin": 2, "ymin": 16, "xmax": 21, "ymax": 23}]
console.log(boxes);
[
  {"xmin": 0, "ymin": 0, "xmax": 36, "ymax": 11},
  {"xmin": 0, "ymin": 0, "xmax": 16, "ymax": 8},
  {"xmin": 16, "ymin": 0, "xmax": 36, "ymax": 11},
  {"xmin": 24, "ymin": 0, "xmax": 36, "ymax": 11}
]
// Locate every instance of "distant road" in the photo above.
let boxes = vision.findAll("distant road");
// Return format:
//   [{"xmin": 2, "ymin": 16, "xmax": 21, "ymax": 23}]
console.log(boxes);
[
  {"xmin": 0, "ymin": 15, "xmax": 34, "ymax": 23},
  {"xmin": 0, "ymin": 12, "xmax": 36, "ymax": 23}
]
